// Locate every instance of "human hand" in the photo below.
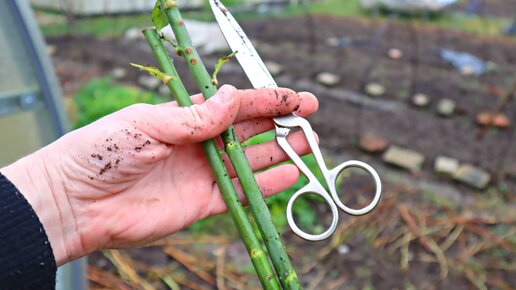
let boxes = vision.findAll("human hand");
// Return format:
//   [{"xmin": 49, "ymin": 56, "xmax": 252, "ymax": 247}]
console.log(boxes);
[{"xmin": 1, "ymin": 85, "xmax": 318, "ymax": 266}]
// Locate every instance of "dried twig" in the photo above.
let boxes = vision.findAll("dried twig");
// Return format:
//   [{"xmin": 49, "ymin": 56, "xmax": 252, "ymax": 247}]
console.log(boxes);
[
  {"xmin": 102, "ymin": 250, "xmax": 155, "ymax": 290},
  {"xmin": 400, "ymin": 231, "xmax": 413, "ymax": 271},
  {"xmin": 440, "ymin": 224, "xmax": 465, "ymax": 251},
  {"xmin": 169, "ymin": 273, "xmax": 211, "ymax": 290},
  {"xmin": 149, "ymin": 235, "xmax": 228, "ymax": 247},
  {"xmin": 326, "ymin": 275, "xmax": 349, "ymax": 290},
  {"xmin": 306, "ymin": 263, "xmax": 331, "ymax": 290},
  {"xmin": 215, "ymin": 245, "xmax": 227, "ymax": 290},
  {"xmin": 466, "ymin": 224, "xmax": 514, "ymax": 251},
  {"xmin": 88, "ymin": 265, "xmax": 131, "ymax": 290},
  {"xmin": 164, "ymin": 246, "xmax": 216, "ymax": 285},
  {"xmin": 398, "ymin": 205, "xmax": 432, "ymax": 251}
]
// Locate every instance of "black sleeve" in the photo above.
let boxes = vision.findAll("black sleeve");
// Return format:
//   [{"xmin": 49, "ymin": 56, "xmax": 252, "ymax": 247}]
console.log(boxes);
[{"xmin": 0, "ymin": 173, "xmax": 56, "ymax": 290}]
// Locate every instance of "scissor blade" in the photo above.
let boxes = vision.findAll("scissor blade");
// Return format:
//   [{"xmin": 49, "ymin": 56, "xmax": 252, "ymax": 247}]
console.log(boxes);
[{"xmin": 210, "ymin": 0, "xmax": 277, "ymax": 88}]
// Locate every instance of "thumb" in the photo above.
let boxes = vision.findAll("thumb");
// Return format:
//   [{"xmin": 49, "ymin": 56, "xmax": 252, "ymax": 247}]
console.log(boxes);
[{"xmin": 124, "ymin": 85, "xmax": 241, "ymax": 144}]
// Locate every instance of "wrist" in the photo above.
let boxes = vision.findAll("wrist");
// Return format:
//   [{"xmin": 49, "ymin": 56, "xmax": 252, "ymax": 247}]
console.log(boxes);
[{"xmin": 1, "ymin": 147, "xmax": 82, "ymax": 266}]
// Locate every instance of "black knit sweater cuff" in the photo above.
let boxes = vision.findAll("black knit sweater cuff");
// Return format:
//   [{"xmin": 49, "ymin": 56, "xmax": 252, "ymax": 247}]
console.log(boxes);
[{"xmin": 0, "ymin": 173, "xmax": 56, "ymax": 290}]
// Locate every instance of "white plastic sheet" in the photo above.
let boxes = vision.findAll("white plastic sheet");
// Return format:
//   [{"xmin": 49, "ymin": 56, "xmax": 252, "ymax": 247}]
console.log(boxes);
[
  {"xmin": 360, "ymin": 0, "xmax": 458, "ymax": 12},
  {"xmin": 161, "ymin": 20, "xmax": 230, "ymax": 54}
]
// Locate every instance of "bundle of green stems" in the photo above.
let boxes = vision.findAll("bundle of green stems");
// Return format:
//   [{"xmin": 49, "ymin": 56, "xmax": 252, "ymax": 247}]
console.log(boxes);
[{"xmin": 134, "ymin": 1, "xmax": 302, "ymax": 289}]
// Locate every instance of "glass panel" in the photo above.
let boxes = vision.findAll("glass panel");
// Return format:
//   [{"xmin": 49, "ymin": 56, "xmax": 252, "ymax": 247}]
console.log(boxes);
[
  {"xmin": 0, "ymin": 1, "xmax": 39, "ymax": 96},
  {"xmin": 0, "ymin": 1, "xmax": 54, "ymax": 166},
  {"xmin": 0, "ymin": 108, "xmax": 54, "ymax": 166}
]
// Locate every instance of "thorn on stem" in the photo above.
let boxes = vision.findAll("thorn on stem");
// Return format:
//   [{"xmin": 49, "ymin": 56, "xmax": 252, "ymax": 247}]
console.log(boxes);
[{"xmin": 164, "ymin": 0, "xmax": 176, "ymax": 10}]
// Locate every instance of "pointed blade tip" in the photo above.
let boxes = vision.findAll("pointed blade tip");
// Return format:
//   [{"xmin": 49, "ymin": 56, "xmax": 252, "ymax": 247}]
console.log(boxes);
[
  {"xmin": 210, "ymin": 0, "xmax": 277, "ymax": 88},
  {"xmin": 209, "ymin": 0, "xmax": 226, "ymax": 12}
]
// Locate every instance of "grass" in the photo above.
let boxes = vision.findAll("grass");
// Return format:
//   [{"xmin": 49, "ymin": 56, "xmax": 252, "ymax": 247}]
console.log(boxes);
[
  {"xmin": 428, "ymin": 12, "xmax": 512, "ymax": 36},
  {"xmin": 35, "ymin": 9, "xmax": 214, "ymax": 38},
  {"xmin": 280, "ymin": 0, "xmax": 512, "ymax": 36},
  {"xmin": 35, "ymin": 0, "xmax": 512, "ymax": 38},
  {"xmin": 191, "ymin": 130, "xmax": 325, "ymax": 236},
  {"xmin": 72, "ymin": 77, "xmax": 165, "ymax": 128},
  {"xmin": 39, "ymin": 13, "xmax": 151, "ymax": 38}
]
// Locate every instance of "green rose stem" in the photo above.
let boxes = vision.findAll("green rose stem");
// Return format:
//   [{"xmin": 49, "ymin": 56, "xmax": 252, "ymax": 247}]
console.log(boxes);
[
  {"xmin": 143, "ymin": 28, "xmax": 280, "ymax": 290},
  {"xmin": 158, "ymin": 2, "xmax": 301, "ymax": 289}
]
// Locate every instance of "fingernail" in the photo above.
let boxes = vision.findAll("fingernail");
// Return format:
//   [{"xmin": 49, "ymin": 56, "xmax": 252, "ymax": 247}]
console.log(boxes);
[{"xmin": 215, "ymin": 84, "xmax": 236, "ymax": 104}]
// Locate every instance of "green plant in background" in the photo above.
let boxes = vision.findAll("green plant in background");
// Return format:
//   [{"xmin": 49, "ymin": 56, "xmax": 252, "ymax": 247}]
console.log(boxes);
[
  {"xmin": 191, "ymin": 130, "xmax": 326, "ymax": 237},
  {"xmin": 244, "ymin": 131, "xmax": 326, "ymax": 234},
  {"xmin": 72, "ymin": 78, "xmax": 165, "ymax": 129},
  {"xmin": 189, "ymin": 156, "xmax": 323, "ymax": 236},
  {"xmin": 266, "ymin": 159, "xmax": 321, "ymax": 232}
]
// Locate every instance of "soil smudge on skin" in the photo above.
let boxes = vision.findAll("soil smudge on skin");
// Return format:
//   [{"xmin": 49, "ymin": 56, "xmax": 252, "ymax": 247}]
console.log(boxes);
[
  {"xmin": 91, "ymin": 153, "xmax": 103, "ymax": 161},
  {"xmin": 99, "ymin": 161, "xmax": 112, "ymax": 175}
]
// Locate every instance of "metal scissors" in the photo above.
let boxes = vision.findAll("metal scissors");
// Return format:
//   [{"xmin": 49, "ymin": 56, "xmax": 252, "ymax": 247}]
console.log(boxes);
[{"xmin": 210, "ymin": 0, "xmax": 382, "ymax": 241}]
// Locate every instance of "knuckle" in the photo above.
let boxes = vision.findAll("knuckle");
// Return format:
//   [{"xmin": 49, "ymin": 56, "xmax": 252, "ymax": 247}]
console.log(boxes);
[{"xmin": 183, "ymin": 105, "xmax": 213, "ymax": 134}]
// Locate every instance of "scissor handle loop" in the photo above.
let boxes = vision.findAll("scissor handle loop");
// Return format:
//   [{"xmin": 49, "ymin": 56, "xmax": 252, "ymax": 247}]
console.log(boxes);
[
  {"xmin": 327, "ymin": 160, "xmax": 382, "ymax": 216},
  {"xmin": 286, "ymin": 183, "xmax": 339, "ymax": 241}
]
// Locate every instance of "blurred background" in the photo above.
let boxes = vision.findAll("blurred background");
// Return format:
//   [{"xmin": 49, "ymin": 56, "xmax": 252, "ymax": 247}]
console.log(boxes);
[{"xmin": 1, "ymin": 0, "xmax": 515, "ymax": 289}]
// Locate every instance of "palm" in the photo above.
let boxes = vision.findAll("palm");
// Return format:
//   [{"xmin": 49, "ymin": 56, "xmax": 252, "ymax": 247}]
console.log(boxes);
[
  {"xmin": 59, "ymin": 123, "xmax": 225, "ymax": 251},
  {"xmin": 105, "ymin": 142, "xmax": 221, "ymax": 247}
]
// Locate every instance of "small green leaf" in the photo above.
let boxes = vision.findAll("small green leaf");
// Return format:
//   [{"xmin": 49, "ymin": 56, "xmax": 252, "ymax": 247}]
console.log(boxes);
[
  {"xmin": 151, "ymin": 1, "xmax": 169, "ymax": 30},
  {"xmin": 130, "ymin": 63, "xmax": 173, "ymax": 85},
  {"xmin": 212, "ymin": 51, "xmax": 238, "ymax": 86}
]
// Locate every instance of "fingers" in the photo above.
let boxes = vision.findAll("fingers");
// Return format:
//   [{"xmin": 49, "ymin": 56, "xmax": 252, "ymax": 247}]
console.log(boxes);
[
  {"xmin": 207, "ymin": 164, "xmax": 300, "ymax": 216},
  {"xmin": 123, "ymin": 85, "xmax": 241, "ymax": 144},
  {"xmin": 233, "ymin": 87, "xmax": 300, "ymax": 122},
  {"xmin": 156, "ymin": 93, "xmax": 205, "ymax": 108},
  {"xmin": 234, "ymin": 118, "xmax": 275, "ymax": 142},
  {"xmin": 157, "ymin": 88, "xmax": 318, "ymax": 125},
  {"xmin": 130, "ymin": 86, "xmax": 318, "ymax": 145},
  {"xmin": 223, "ymin": 131, "xmax": 315, "ymax": 177},
  {"xmin": 234, "ymin": 91, "xmax": 319, "ymax": 141}
]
